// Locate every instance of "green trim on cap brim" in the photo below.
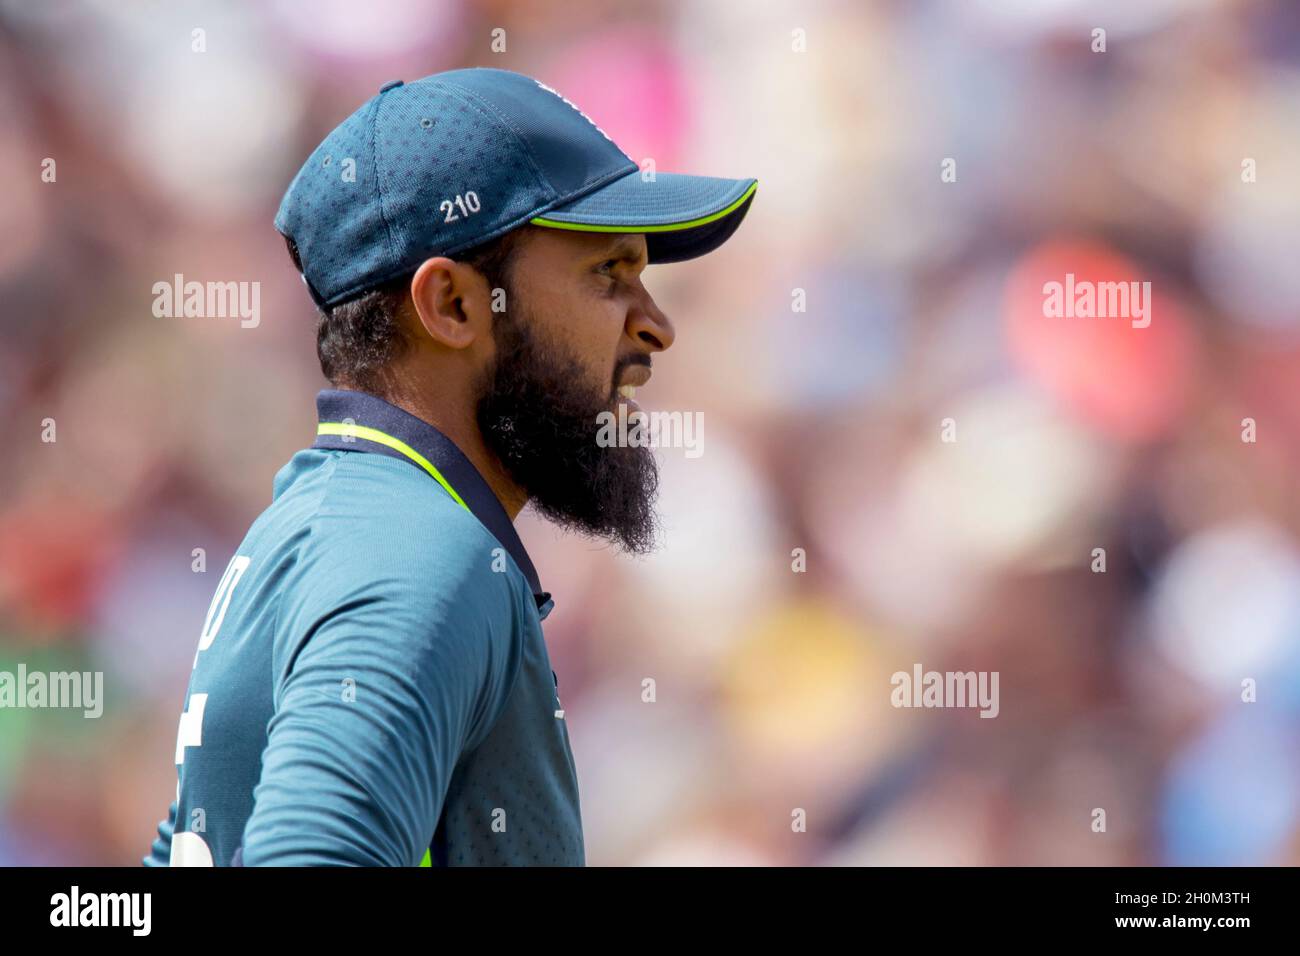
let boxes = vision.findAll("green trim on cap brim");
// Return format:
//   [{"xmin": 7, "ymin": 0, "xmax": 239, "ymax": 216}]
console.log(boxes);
[{"xmin": 529, "ymin": 181, "xmax": 758, "ymax": 233}]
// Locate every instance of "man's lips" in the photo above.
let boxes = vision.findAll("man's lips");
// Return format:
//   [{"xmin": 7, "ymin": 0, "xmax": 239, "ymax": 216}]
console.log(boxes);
[
  {"xmin": 612, "ymin": 364, "xmax": 650, "ymax": 415},
  {"xmin": 616, "ymin": 364, "xmax": 652, "ymax": 390}
]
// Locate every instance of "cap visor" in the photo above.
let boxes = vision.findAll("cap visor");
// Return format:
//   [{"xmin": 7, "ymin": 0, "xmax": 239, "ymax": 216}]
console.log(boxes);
[{"xmin": 530, "ymin": 171, "xmax": 757, "ymax": 263}]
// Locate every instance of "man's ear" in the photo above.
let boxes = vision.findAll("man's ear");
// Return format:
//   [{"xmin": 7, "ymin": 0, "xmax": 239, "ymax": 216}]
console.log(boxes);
[{"xmin": 408, "ymin": 256, "xmax": 491, "ymax": 350}]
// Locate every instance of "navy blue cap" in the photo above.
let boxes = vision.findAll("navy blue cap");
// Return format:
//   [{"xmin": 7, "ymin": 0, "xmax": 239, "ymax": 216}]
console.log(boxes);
[{"xmin": 275, "ymin": 68, "xmax": 757, "ymax": 308}]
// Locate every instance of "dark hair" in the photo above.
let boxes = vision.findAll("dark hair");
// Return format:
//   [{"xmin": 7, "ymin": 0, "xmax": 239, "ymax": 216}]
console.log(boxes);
[{"xmin": 284, "ymin": 229, "xmax": 528, "ymax": 396}]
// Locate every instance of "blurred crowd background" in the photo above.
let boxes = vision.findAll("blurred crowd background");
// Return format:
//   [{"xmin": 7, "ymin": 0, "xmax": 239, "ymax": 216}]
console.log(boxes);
[{"xmin": 2, "ymin": 0, "xmax": 1299, "ymax": 866}]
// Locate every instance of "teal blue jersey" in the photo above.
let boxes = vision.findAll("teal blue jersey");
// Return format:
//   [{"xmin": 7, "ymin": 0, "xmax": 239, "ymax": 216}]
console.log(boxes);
[{"xmin": 142, "ymin": 389, "xmax": 583, "ymax": 866}]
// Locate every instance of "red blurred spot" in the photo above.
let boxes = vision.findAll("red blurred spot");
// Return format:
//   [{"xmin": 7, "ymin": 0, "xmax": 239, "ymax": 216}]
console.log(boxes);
[
  {"xmin": 1004, "ymin": 239, "xmax": 1196, "ymax": 443},
  {"xmin": 0, "ymin": 500, "xmax": 124, "ymax": 638}
]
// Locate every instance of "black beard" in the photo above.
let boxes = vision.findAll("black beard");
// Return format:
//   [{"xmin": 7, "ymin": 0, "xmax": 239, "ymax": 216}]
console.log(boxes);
[{"xmin": 475, "ymin": 301, "xmax": 660, "ymax": 555}]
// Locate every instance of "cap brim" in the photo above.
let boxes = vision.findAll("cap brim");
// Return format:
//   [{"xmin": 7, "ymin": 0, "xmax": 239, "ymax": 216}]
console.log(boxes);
[{"xmin": 529, "ymin": 171, "xmax": 757, "ymax": 263}]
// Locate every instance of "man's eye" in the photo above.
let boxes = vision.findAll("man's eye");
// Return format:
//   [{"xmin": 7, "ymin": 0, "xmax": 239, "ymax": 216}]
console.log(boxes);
[{"xmin": 596, "ymin": 259, "xmax": 618, "ymax": 277}]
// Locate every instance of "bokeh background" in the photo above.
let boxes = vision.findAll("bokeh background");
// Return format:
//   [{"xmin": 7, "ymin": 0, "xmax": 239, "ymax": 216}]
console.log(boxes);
[{"xmin": 2, "ymin": 0, "xmax": 1299, "ymax": 866}]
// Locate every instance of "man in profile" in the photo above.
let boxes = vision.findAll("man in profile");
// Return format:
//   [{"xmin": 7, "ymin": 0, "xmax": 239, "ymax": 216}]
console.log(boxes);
[{"xmin": 143, "ymin": 67, "xmax": 757, "ymax": 866}]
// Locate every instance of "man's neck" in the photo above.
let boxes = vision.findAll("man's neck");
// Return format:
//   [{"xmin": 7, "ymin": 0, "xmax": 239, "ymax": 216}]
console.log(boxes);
[{"xmin": 382, "ymin": 387, "xmax": 528, "ymax": 522}]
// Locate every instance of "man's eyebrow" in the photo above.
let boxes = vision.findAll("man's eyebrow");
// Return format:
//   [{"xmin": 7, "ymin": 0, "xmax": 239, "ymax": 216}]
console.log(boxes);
[{"xmin": 596, "ymin": 234, "xmax": 646, "ymax": 263}]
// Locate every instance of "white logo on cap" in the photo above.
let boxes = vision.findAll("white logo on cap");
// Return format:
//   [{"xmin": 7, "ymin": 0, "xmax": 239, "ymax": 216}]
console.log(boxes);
[{"xmin": 535, "ymin": 79, "xmax": 616, "ymax": 145}]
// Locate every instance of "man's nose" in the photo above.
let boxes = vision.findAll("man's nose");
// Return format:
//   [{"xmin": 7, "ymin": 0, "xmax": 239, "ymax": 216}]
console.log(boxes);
[{"xmin": 627, "ymin": 288, "xmax": 676, "ymax": 353}]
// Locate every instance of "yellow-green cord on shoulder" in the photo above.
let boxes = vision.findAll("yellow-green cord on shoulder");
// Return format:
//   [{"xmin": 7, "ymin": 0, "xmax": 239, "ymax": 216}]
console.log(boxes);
[{"xmin": 317, "ymin": 422, "xmax": 469, "ymax": 512}]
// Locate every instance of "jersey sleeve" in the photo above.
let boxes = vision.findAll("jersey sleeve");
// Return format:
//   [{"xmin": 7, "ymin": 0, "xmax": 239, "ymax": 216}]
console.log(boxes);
[
  {"xmin": 238, "ymin": 567, "xmax": 521, "ymax": 866},
  {"xmin": 141, "ymin": 798, "xmax": 178, "ymax": 866}
]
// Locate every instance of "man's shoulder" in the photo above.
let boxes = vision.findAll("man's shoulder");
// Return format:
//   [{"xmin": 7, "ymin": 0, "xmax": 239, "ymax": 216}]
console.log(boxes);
[
  {"xmin": 270, "ymin": 447, "xmax": 489, "ymax": 540},
  {"xmin": 269, "ymin": 447, "xmax": 528, "ymax": 616}
]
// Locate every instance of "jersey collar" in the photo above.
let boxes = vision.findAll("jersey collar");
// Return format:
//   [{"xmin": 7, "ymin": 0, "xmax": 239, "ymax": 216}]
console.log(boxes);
[{"xmin": 310, "ymin": 388, "xmax": 553, "ymax": 617}]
